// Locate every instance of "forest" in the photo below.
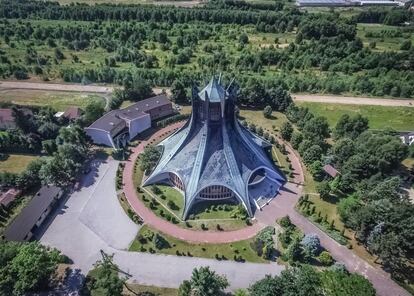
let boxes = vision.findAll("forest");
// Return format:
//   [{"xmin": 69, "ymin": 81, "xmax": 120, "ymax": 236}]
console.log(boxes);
[{"xmin": 0, "ymin": 0, "xmax": 412, "ymax": 98}]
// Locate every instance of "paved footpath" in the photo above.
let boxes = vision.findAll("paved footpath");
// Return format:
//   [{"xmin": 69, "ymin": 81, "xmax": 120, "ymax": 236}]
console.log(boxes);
[
  {"xmin": 123, "ymin": 124, "xmax": 410, "ymax": 296},
  {"xmin": 122, "ymin": 121, "xmax": 265, "ymax": 243},
  {"xmin": 39, "ymin": 155, "xmax": 283, "ymax": 292},
  {"xmin": 256, "ymin": 141, "xmax": 411, "ymax": 296}
]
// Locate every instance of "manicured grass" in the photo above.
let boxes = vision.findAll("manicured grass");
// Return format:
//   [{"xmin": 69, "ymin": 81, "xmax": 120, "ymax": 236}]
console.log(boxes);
[
  {"xmin": 151, "ymin": 185, "xmax": 184, "ymax": 217},
  {"xmin": 0, "ymin": 154, "xmax": 39, "ymax": 173},
  {"xmin": 297, "ymin": 102, "xmax": 414, "ymax": 131},
  {"xmin": 0, "ymin": 89, "xmax": 105, "ymax": 111},
  {"xmin": 239, "ymin": 109, "xmax": 290, "ymax": 133},
  {"xmin": 129, "ymin": 225, "xmax": 267, "ymax": 263}
]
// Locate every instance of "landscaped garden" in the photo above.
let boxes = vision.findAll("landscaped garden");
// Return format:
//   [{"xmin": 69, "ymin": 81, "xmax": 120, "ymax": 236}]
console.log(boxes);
[{"xmin": 129, "ymin": 225, "xmax": 270, "ymax": 263}]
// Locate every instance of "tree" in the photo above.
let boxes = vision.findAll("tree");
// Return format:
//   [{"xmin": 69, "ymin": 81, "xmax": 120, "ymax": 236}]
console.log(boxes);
[
  {"xmin": 320, "ymin": 269, "xmax": 375, "ymax": 296},
  {"xmin": 333, "ymin": 114, "xmax": 368, "ymax": 140},
  {"xmin": 301, "ymin": 233, "xmax": 321, "ymax": 256},
  {"xmin": 317, "ymin": 180, "xmax": 331, "ymax": 200},
  {"xmin": 84, "ymin": 100, "xmax": 105, "ymax": 125},
  {"xmin": 140, "ymin": 146, "xmax": 161, "ymax": 173},
  {"xmin": 171, "ymin": 79, "xmax": 188, "ymax": 104},
  {"xmin": 249, "ymin": 275, "xmax": 284, "ymax": 296},
  {"xmin": 280, "ymin": 122, "xmax": 293, "ymax": 141},
  {"xmin": 91, "ymin": 255, "xmax": 124, "ymax": 296},
  {"xmin": 290, "ymin": 131, "xmax": 303, "ymax": 149},
  {"xmin": 179, "ymin": 266, "xmax": 229, "ymax": 296},
  {"xmin": 309, "ymin": 160, "xmax": 323, "ymax": 180},
  {"xmin": 318, "ymin": 251, "xmax": 333, "ymax": 266},
  {"xmin": 302, "ymin": 144, "xmax": 323, "ymax": 165},
  {"xmin": 263, "ymin": 105, "xmax": 272, "ymax": 118},
  {"xmin": 239, "ymin": 33, "xmax": 249, "ymax": 45},
  {"xmin": 400, "ymin": 40, "xmax": 411, "ymax": 50},
  {"xmin": 286, "ymin": 237, "xmax": 302, "ymax": 263},
  {"xmin": 303, "ymin": 116, "xmax": 330, "ymax": 142},
  {"xmin": 153, "ymin": 233, "xmax": 169, "ymax": 250},
  {"xmin": 0, "ymin": 241, "xmax": 62, "ymax": 296}
]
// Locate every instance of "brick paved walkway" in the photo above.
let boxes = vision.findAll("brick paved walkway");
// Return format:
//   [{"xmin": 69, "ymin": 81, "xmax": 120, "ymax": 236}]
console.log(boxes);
[
  {"xmin": 122, "ymin": 122, "xmax": 410, "ymax": 296},
  {"xmin": 122, "ymin": 122, "xmax": 264, "ymax": 243}
]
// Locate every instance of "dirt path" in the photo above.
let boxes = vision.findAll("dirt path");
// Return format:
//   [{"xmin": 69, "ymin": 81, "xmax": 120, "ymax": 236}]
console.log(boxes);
[
  {"xmin": 0, "ymin": 81, "xmax": 114, "ymax": 93},
  {"xmin": 294, "ymin": 94, "xmax": 414, "ymax": 107}
]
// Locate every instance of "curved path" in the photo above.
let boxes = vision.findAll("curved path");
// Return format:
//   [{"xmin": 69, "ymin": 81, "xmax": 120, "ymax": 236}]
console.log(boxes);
[
  {"xmin": 122, "ymin": 121, "xmax": 265, "ymax": 243},
  {"xmin": 123, "ymin": 123, "xmax": 410, "ymax": 296}
]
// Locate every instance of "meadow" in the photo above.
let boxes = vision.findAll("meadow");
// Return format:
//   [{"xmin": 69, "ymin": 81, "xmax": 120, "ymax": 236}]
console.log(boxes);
[
  {"xmin": 0, "ymin": 89, "xmax": 105, "ymax": 111},
  {"xmin": 297, "ymin": 102, "xmax": 414, "ymax": 131}
]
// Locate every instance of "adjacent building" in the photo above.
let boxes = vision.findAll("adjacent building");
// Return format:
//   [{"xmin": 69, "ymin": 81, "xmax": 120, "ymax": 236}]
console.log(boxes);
[
  {"xmin": 296, "ymin": 0, "xmax": 401, "ymax": 6},
  {"xmin": 0, "ymin": 188, "xmax": 21, "ymax": 208},
  {"xmin": 85, "ymin": 95, "xmax": 173, "ymax": 148},
  {"xmin": 144, "ymin": 77, "xmax": 285, "ymax": 219},
  {"xmin": 4, "ymin": 186, "xmax": 62, "ymax": 242},
  {"xmin": 0, "ymin": 108, "xmax": 33, "ymax": 130}
]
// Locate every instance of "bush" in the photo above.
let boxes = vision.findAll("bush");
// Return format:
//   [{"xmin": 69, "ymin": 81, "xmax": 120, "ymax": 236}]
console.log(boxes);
[
  {"xmin": 319, "ymin": 251, "xmax": 334, "ymax": 266},
  {"xmin": 301, "ymin": 233, "xmax": 321, "ymax": 256}
]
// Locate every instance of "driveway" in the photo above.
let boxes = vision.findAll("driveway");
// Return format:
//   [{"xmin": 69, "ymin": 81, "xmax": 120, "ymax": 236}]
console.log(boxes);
[
  {"xmin": 39, "ymin": 158, "xmax": 139, "ymax": 272},
  {"xmin": 38, "ymin": 157, "xmax": 284, "ymax": 291}
]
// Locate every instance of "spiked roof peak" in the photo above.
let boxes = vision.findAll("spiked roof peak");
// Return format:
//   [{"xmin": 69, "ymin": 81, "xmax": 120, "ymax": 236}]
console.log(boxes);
[{"xmin": 198, "ymin": 76, "xmax": 227, "ymax": 103}]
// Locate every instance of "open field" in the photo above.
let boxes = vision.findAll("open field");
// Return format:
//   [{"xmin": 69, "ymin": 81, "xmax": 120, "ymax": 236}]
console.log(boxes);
[
  {"xmin": 0, "ymin": 154, "xmax": 39, "ymax": 173},
  {"xmin": 297, "ymin": 102, "xmax": 414, "ymax": 131},
  {"xmin": 0, "ymin": 89, "xmax": 105, "ymax": 111},
  {"xmin": 130, "ymin": 225, "xmax": 267, "ymax": 263}
]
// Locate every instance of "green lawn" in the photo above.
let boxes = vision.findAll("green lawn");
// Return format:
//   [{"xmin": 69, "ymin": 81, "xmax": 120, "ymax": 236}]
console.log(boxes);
[
  {"xmin": 239, "ymin": 109, "xmax": 290, "ymax": 133},
  {"xmin": 297, "ymin": 102, "xmax": 414, "ymax": 131},
  {"xmin": 0, "ymin": 89, "xmax": 105, "ymax": 111},
  {"xmin": 0, "ymin": 154, "xmax": 39, "ymax": 173},
  {"xmin": 130, "ymin": 225, "xmax": 267, "ymax": 263}
]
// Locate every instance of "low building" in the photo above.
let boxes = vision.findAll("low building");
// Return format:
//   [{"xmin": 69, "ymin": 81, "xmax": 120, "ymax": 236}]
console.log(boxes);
[
  {"xmin": 400, "ymin": 132, "xmax": 414, "ymax": 146},
  {"xmin": 85, "ymin": 94, "xmax": 173, "ymax": 148},
  {"xmin": 323, "ymin": 164, "xmax": 340, "ymax": 178},
  {"xmin": 63, "ymin": 107, "xmax": 82, "ymax": 121},
  {"xmin": 4, "ymin": 186, "xmax": 62, "ymax": 242},
  {"xmin": 0, "ymin": 188, "xmax": 21, "ymax": 208}
]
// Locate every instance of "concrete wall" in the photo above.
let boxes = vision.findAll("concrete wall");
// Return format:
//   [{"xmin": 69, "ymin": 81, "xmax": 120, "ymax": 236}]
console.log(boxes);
[
  {"xmin": 85, "ymin": 128, "xmax": 115, "ymax": 148},
  {"xmin": 128, "ymin": 114, "xmax": 151, "ymax": 140}
]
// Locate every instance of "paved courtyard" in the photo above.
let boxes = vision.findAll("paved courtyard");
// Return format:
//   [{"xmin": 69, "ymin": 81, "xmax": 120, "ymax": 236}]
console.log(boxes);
[{"xmin": 38, "ymin": 157, "xmax": 284, "ymax": 292}]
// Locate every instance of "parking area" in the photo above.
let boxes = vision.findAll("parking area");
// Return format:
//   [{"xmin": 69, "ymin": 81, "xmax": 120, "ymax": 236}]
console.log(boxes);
[{"xmin": 39, "ymin": 158, "xmax": 139, "ymax": 273}]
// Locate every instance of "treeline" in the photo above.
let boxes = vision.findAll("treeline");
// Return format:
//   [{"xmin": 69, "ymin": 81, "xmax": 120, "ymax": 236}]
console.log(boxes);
[
  {"xmin": 284, "ymin": 104, "xmax": 413, "ymax": 282},
  {"xmin": 0, "ymin": 0, "xmax": 301, "ymax": 33},
  {"xmin": 354, "ymin": 7, "xmax": 413, "ymax": 26}
]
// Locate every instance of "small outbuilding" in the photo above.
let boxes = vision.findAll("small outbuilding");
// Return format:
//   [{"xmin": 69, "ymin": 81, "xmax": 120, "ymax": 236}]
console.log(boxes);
[
  {"xmin": 0, "ymin": 188, "xmax": 21, "ymax": 208},
  {"xmin": 323, "ymin": 164, "xmax": 340, "ymax": 178}
]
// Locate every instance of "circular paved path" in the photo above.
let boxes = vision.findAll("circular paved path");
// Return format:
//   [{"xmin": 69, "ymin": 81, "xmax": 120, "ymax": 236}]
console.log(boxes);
[
  {"xmin": 122, "ymin": 122, "xmax": 410, "ymax": 296},
  {"xmin": 122, "ymin": 121, "xmax": 265, "ymax": 243}
]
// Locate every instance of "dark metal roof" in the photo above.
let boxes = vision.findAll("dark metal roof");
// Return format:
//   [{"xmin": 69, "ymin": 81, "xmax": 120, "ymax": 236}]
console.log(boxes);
[
  {"xmin": 4, "ymin": 185, "xmax": 61, "ymax": 241},
  {"xmin": 87, "ymin": 94, "xmax": 171, "ymax": 132}
]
